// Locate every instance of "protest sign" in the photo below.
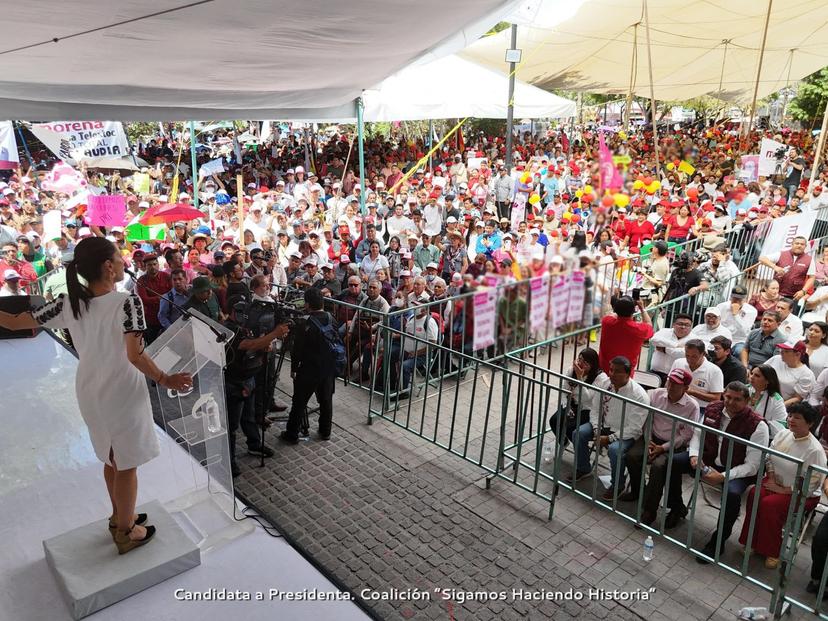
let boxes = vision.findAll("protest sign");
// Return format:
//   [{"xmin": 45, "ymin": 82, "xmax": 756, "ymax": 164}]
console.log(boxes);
[
  {"xmin": 43, "ymin": 210, "xmax": 62, "ymax": 241},
  {"xmin": 132, "ymin": 172, "xmax": 151, "ymax": 194},
  {"xmin": 199, "ymin": 158, "xmax": 225, "ymax": 177},
  {"xmin": 0, "ymin": 121, "xmax": 20, "ymax": 169},
  {"xmin": 550, "ymin": 275, "xmax": 570, "ymax": 330},
  {"xmin": 566, "ymin": 271, "xmax": 586, "ymax": 324},
  {"xmin": 529, "ymin": 276, "xmax": 550, "ymax": 333},
  {"xmin": 87, "ymin": 195, "xmax": 126, "ymax": 228},
  {"xmin": 678, "ymin": 160, "xmax": 695, "ymax": 176},
  {"xmin": 472, "ymin": 289, "xmax": 497, "ymax": 351},
  {"xmin": 511, "ymin": 193, "xmax": 526, "ymax": 231},
  {"xmin": 738, "ymin": 155, "xmax": 759, "ymax": 182},
  {"xmin": 758, "ymin": 138, "xmax": 787, "ymax": 177},
  {"xmin": 467, "ymin": 157, "xmax": 486, "ymax": 171},
  {"xmin": 30, "ymin": 121, "xmax": 130, "ymax": 166}
]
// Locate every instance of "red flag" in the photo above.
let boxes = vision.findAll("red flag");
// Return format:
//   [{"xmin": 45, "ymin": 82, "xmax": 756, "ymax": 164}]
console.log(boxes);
[
  {"xmin": 455, "ymin": 125, "xmax": 464, "ymax": 155},
  {"xmin": 560, "ymin": 130, "xmax": 570, "ymax": 154}
]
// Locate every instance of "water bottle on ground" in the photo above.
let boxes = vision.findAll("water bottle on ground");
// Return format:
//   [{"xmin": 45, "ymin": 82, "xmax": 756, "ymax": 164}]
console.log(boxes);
[
  {"xmin": 643, "ymin": 536, "xmax": 654, "ymax": 562},
  {"xmin": 737, "ymin": 607, "xmax": 769, "ymax": 620},
  {"xmin": 542, "ymin": 440, "xmax": 553, "ymax": 464}
]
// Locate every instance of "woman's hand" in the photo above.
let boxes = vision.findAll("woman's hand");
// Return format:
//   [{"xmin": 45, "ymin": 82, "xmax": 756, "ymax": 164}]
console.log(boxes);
[{"xmin": 160, "ymin": 372, "xmax": 193, "ymax": 391}]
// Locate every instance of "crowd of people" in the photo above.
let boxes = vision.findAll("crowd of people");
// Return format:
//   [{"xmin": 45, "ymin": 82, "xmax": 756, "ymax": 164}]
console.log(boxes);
[{"xmin": 4, "ymin": 119, "xmax": 828, "ymax": 584}]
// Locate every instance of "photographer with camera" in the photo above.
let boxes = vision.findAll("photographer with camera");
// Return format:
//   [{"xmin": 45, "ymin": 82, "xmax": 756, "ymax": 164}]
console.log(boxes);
[
  {"xmin": 224, "ymin": 296, "xmax": 291, "ymax": 476},
  {"xmin": 281, "ymin": 287, "xmax": 340, "ymax": 444},
  {"xmin": 598, "ymin": 295, "xmax": 653, "ymax": 376}
]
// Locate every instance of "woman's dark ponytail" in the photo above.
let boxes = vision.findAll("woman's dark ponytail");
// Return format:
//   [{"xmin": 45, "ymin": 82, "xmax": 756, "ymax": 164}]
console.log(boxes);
[{"xmin": 65, "ymin": 237, "xmax": 117, "ymax": 319}]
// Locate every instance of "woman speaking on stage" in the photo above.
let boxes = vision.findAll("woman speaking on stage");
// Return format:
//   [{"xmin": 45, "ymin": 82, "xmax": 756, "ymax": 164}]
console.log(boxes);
[{"xmin": 0, "ymin": 237, "xmax": 191, "ymax": 555}]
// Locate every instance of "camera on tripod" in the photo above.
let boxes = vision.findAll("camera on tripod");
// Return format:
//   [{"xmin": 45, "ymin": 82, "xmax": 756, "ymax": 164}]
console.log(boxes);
[{"xmin": 774, "ymin": 146, "xmax": 789, "ymax": 161}]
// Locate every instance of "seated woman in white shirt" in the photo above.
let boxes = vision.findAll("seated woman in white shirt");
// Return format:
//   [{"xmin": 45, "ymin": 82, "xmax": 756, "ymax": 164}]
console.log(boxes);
[
  {"xmin": 748, "ymin": 365, "xmax": 788, "ymax": 439},
  {"xmin": 766, "ymin": 341, "xmax": 815, "ymax": 407},
  {"xmin": 805, "ymin": 322, "xmax": 828, "ymax": 378},
  {"xmin": 739, "ymin": 402, "xmax": 826, "ymax": 569}
]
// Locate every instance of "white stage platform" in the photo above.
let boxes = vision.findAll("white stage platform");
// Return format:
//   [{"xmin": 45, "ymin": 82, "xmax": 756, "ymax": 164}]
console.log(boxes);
[{"xmin": 0, "ymin": 333, "xmax": 368, "ymax": 621}]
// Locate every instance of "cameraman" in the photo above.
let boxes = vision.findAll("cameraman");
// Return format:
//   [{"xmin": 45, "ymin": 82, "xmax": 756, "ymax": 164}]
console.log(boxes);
[
  {"xmin": 784, "ymin": 148, "xmax": 805, "ymax": 199},
  {"xmin": 224, "ymin": 296, "xmax": 291, "ymax": 476},
  {"xmin": 281, "ymin": 288, "xmax": 337, "ymax": 444},
  {"xmin": 664, "ymin": 251, "xmax": 707, "ymax": 321}
]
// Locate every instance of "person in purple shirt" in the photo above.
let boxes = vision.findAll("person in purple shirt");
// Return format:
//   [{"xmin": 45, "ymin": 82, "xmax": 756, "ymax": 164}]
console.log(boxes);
[{"xmin": 621, "ymin": 368, "xmax": 700, "ymax": 528}]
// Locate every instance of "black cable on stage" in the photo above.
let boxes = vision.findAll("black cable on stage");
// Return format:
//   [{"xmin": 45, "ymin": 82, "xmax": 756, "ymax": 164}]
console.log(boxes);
[{"xmin": 0, "ymin": 0, "xmax": 215, "ymax": 56}]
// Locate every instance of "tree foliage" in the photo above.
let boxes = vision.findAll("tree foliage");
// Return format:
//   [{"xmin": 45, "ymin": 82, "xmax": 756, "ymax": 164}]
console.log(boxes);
[{"xmin": 789, "ymin": 67, "xmax": 828, "ymax": 127}]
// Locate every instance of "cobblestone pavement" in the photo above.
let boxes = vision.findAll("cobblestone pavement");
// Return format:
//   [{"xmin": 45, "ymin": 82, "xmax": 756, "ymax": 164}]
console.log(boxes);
[{"xmin": 232, "ymin": 374, "xmax": 821, "ymax": 620}]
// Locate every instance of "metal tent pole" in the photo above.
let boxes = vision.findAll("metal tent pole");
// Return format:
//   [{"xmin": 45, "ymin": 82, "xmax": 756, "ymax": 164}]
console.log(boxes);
[
  {"xmin": 505, "ymin": 24, "xmax": 518, "ymax": 171},
  {"xmin": 746, "ymin": 0, "xmax": 774, "ymax": 137},
  {"xmin": 357, "ymin": 97, "xmax": 367, "ymax": 215},
  {"xmin": 642, "ymin": 0, "xmax": 659, "ymax": 170},
  {"xmin": 189, "ymin": 120, "xmax": 199, "ymax": 210},
  {"xmin": 809, "ymin": 101, "xmax": 828, "ymax": 191}
]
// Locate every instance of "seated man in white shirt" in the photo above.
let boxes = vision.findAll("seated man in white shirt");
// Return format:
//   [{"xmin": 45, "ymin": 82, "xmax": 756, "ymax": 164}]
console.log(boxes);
[
  {"xmin": 690, "ymin": 307, "xmax": 732, "ymax": 348},
  {"xmin": 802, "ymin": 284, "xmax": 828, "ymax": 325},
  {"xmin": 582, "ymin": 356, "xmax": 650, "ymax": 501},
  {"xmin": 715, "ymin": 285, "xmax": 757, "ymax": 356},
  {"xmin": 649, "ymin": 313, "xmax": 693, "ymax": 384},
  {"xmin": 670, "ymin": 339, "xmax": 724, "ymax": 412},
  {"xmin": 776, "ymin": 297, "xmax": 804, "ymax": 344},
  {"xmin": 665, "ymin": 381, "xmax": 769, "ymax": 563}
]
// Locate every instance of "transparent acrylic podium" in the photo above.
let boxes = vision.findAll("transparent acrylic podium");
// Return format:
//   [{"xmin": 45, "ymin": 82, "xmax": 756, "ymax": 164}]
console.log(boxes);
[{"xmin": 145, "ymin": 309, "xmax": 253, "ymax": 551}]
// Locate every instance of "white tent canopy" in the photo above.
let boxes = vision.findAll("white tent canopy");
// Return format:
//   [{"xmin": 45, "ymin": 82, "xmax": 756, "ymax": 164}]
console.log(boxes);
[
  {"xmin": 0, "ymin": 0, "xmax": 520, "ymax": 120},
  {"xmin": 462, "ymin": 0, "xmax": 828, "ymax": 103},
  {"xmin": 362, "ymin": 55, "xmax": 575, "ymax": 121}
]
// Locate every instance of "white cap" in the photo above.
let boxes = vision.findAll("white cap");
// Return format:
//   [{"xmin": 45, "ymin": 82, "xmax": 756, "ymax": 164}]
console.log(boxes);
[
  {"xmin": 139, "ymin": 200, "xmax": 150, "ymax": 208},
  {"xmin": 705, "ymin": 306, "xmax": 721, "ymax": 317},
  {"xmin": 446, "ymin": 216, "xmax": 458, "ymax": 223},
  {"xmin": 179, "ymin": 192, "xmax": 190, "ymax": 199},
  {"xmin": 247, "ymin": 182, "xmax": 257, "ymax": 188},
  {"xmin": 2, "ymin": 188, "xmax": 15, "ymax": 195},
  {"xmin": 158, "ymin": 195, "xmax": 168, "ymax": 202},
  {"xmin": 111, "ymin": 226, "xmax": 124, "ymax": 233},
  {"xmin": 3, "ymin": 268, "xmax": 21, "ymax": 280},
  {"xmin": 78, "ymin": 227, "xmax": 92, "ymax": 237},
  {"xmin": 550, "ymin": 255, "xmax": 564, "ymax": 265},
  {"xmin": 295, "ymin": 166, "xmax": 305, "ymax": 173},
  {"xmin": 426, "ymin": 261, "xmax": 439, "ymax": 270}
]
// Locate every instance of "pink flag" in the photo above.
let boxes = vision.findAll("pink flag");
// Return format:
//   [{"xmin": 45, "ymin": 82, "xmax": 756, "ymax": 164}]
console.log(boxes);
[{"xmin": 599, "ymin": 132, "xmax": 622, "ymax": 192}]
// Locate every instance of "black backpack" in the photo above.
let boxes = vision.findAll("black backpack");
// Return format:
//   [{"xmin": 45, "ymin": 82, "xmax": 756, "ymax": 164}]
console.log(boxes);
[{"xmin": 308, "ymin": 314, "xmax": 347, "ymax": 377}]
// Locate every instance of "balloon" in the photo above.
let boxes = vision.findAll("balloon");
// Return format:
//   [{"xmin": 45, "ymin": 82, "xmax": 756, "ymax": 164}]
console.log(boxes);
[
  {"xmin": 520, "ymin": 173, "xmax": 531, "ymax": 184},
  {"xmin": 562, "ymin": 212, "xmax": 572, "ymax": 221},
  {"xmin": 651, "ymin": 180, "xmax": 661, "ymax": 191},
  {"xmin": 582, "ymin": 193, "xmax": 594, "ymax": 204},
  {"xmin": 550, "ymin": 230, "xmax": 559, "ymax": 237},
  {"xmin": 618, "ymin": 131, "xmax": 627, "ymax": 141},
  {"xmin": 575, "ymin": 189, "xmax": 584, "ymax": 198},
  {"xmin": 643, "ymin": 176, "xmax": 653, "ymax": 186},
  {"xmin": 614, "ymin": 193, "xmax": 630, "ymax": 208},
  {"xmin": 632, "ymin": 180, "xmax": 644, "ymax": 190},
  {"xmin": 686, "ymin": 187, "xmax": 699, "ymax": 200},
  {"xmin": 571, "ymin": 214, "xmax": 581, "ymax": 223},
  {"xmin": 583, "ymin": 185, "xmax": 594, "ymax": 195},
  {"xmin": 666, "ymin": 163, "xmax": 675, "ymax": 171},
  {"xmin": 528, "ymin": 194, "xmax": 540, "ymax": 205},
  {"xmin": 601, "ymin": 194, "xmax": 615, "ymax": 208},
  {"xmin": 673, "ymin": 159, "xmax": 681, "ymax": 166},
  {"xmin": 540, "ymin": 168, "xmax": 547, "ymax": 175}
]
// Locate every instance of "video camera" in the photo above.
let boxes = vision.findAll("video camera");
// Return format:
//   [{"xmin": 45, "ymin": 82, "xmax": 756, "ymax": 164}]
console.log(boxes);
[
  {"xmin": 231, "ymin": 296, "xmax": 305, "ymax": 340},
  {"xmin": 774, "ymin": 146, "xmax": 789, "ymax": 161}
]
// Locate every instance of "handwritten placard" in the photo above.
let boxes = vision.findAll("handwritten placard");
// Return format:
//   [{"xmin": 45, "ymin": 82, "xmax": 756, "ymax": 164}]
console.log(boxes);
[
  {"xmin": 88, "ymin": 194, "xmax": 126, "ymax": 228},
  {"xmin": 43, "ymin": 209, "xmax": 62, "ymax": 241},
  {"xmin": 472, "ymin": 289, "xmax": 497, "ymax": 351}
]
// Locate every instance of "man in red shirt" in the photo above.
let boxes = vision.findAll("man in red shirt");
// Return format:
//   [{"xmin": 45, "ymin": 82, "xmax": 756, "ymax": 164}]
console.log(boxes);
[
  {"xmin": 599, "ymin": 295, "xmax": 654, "ymax": 376},
  {"xmin": 136, "ymin": 253, "xmax": 173, "ymax": 344}
]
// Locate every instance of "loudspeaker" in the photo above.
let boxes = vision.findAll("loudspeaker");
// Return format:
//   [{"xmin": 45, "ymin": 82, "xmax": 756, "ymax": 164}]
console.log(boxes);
[{"xmin": 0, "ymin": 295, "xmax": 42, "ymax": 339}]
